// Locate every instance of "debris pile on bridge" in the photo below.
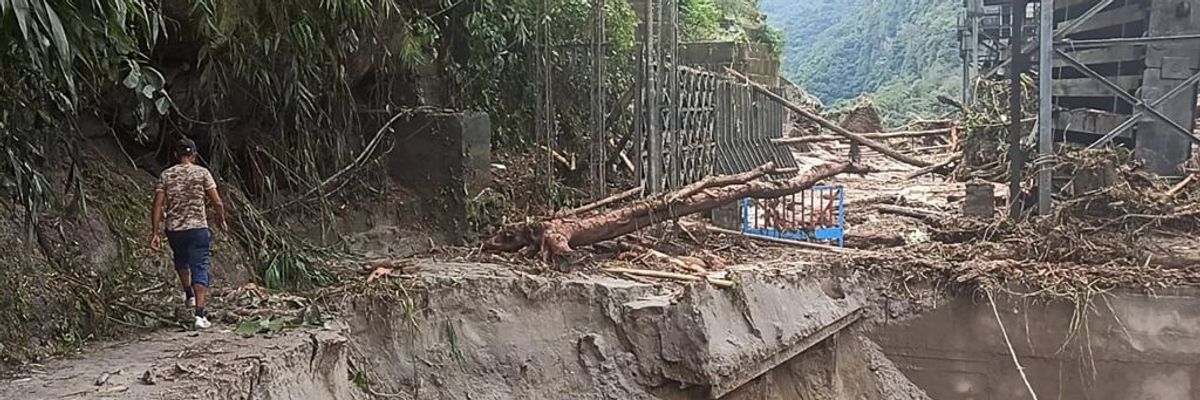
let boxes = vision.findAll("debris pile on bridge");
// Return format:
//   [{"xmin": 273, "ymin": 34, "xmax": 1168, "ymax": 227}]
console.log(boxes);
[{"xmin": 483, "ymin": 161, "xmax": 869, "ymax": 261}]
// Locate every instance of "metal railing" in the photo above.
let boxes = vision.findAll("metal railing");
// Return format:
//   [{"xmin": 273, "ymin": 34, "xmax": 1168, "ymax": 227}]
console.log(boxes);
[{"xmin": 741, "ymin": 185, "xmax": 845, "ymax": 247}]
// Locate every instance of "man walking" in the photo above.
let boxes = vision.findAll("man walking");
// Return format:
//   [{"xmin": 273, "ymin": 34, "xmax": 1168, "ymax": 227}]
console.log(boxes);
[{"xmin": 150, "ymin": 138, "xmax": 227, "ymax": 329}]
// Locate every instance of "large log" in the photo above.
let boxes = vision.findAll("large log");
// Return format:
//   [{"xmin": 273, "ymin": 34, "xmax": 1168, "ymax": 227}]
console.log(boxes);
[
  {"xmin": 725, "ymin": 68, "xmax": 933, "ymax": 168},
  {"xmin": 484, "ymin": 162, "xmax": 868, "ymax": 261}
]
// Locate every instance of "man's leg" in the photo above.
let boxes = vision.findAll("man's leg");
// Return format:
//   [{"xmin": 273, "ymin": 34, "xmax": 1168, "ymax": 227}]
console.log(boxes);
[
  {"xmin": 190, "ymin": 229, "xmax": 213, "ymax": 324},
  {"xmin": 167, "ymin": 231, "xmax": 195, "ymax": 303},
  {"xmin": 176, "ymin": 268, "xmax": 194, "ymax": 299}
]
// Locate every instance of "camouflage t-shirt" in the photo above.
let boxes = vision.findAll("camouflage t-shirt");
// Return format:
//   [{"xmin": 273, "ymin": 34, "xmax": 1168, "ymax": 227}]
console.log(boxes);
[{"xmin": 156, "ymin": 163, "xmax": 217, "ymax": 232}]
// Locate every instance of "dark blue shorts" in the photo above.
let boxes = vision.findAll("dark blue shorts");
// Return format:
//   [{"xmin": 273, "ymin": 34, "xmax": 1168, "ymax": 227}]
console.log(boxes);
[{"xmin": 166, "ymin": 228, "xmax": 212, "ymax": 287}]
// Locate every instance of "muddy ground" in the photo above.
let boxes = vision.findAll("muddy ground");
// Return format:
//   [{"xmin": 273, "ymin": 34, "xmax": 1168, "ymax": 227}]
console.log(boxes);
[{"xmin": 4, "ymin": 119, "xmax": 1200, "ymax": 399}]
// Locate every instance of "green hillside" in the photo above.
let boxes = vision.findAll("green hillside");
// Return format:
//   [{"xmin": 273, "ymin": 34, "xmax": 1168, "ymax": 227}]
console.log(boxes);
[{"xmin": 761, "ymin": 0, "xmax": 963, "ymax": 123}]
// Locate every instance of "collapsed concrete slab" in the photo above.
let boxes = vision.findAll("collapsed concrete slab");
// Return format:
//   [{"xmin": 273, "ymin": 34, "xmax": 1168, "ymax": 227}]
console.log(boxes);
[{"xmin": 343, "ymin": 262, "xmax": 901, "ymax": 399}]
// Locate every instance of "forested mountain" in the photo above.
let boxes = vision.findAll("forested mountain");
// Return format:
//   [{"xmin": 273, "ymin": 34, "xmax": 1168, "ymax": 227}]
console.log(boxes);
[{"xmin": 761, "ymin": 0, "xmax": 962, "ymax": 122}]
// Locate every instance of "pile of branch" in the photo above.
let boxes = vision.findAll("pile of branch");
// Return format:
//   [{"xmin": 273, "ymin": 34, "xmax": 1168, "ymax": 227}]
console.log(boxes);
[{"xmin": 484, "ymin": 162, "xmax": 870, "ymax": 261}]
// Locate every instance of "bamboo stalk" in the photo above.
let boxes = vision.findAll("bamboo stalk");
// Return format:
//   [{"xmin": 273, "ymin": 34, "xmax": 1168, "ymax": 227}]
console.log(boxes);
[
  {"xmin": 555, "ymin": 186, "xmax": 644, "ymax": 217},
  {"xmin": 1163, "ymin": 174, "xmax": 1197, "ymax": 200},
  {"xmin": 645, "ymin": 249, "xmax": 708, "ymax": 274}
]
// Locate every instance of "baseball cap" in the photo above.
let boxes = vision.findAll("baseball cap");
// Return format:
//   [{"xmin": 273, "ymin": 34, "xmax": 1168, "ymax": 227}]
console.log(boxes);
[{"xmin": 175, "ymin": 138, "xmax": 197, "ymax": 156}]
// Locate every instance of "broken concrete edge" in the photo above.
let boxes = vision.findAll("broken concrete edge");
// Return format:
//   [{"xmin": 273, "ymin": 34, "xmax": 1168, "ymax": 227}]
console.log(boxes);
[
  {"xmin": 707, "ymin": 308, "xmax": 865, "ymax": 399},
  {"xmin": 336, "ymin": 261, "xmax": 878, "ymax": 398}
]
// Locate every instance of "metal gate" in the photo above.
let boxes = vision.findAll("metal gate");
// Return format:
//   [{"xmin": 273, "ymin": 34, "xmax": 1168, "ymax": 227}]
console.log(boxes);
[{"xmin": 634, "ymin": 65, "xmax": 798, "ymax": 193}]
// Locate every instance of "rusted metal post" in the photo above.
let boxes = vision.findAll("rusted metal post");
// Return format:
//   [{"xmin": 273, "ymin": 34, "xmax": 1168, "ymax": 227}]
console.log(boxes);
[{"xmin": 1008, "ymin": 0, "xmax": 1027, "ymax": 221}]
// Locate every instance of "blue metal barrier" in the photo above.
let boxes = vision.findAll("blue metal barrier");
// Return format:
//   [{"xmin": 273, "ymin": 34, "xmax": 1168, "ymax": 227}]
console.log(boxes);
[{"xmin": 741, "ymin": 185, "xmax": 845, "ymax": 247}]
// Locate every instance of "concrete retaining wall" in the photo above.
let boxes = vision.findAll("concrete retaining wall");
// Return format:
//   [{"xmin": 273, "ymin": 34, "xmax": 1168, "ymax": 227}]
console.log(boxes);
[{"xmin": 876, "ymin": 289, "xmax": 1200, "ymax": 400}]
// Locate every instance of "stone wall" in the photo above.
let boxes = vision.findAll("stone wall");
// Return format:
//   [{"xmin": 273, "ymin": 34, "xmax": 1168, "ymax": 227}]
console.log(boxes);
[
  {"xmin": 386, "ymin": 111, "xmax": 492, "ymax": 242},
  {"xmin": 680, "ymin": 41, "xmax": 780, "ymax": 86}
]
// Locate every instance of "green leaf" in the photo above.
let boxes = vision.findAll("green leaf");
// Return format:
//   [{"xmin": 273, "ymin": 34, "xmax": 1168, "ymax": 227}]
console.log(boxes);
[
  {"xmin": 11, "ymin": 0, "xmax": 30, "ymax": 41},
  {"xmin": 122, "ymin": 64, "xmax": 140, "ymax": 89},
  {"xmin": 265, "ymin": 317, "xmax": 285, "ymax": 333},
  {"xmin": 235, "ymin": 319, "xmax": 263, "ymax": 337},
  {"xmin": 43, "ymin": 3, "xmax": 69, "ymax": 61},
  {"xmin": 155, "ymin": 97, "xmax": 169, "ymax": 115},
  {"xmin": 143, "ymin": 67, "xmax": 165, "ymax": 88}
]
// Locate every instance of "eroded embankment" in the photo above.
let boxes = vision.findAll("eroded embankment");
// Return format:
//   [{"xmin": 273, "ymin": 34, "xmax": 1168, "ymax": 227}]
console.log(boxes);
[
  {"xmin": 342, "ymin": 262, "xmax": 927, "ymax": 400},
  {"xmin": 0, "ymin": 261, "xmax": 931, "ymax": 400}
]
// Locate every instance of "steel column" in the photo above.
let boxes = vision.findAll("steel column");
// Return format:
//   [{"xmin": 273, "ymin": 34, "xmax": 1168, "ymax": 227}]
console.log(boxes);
[
  {"xmin": 1008, "ymin": 0, "xmax": 1027, "ymax": 221},
  {"xmin": 1037, "ymin": 0, "xmax": 1053, "ymax": 215}
]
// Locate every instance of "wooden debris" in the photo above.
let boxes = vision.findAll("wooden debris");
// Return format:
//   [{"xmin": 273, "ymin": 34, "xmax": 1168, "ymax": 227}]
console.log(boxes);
[
  {"xmin": 903, "ymin": 154, "xmax": 962, "ymax": 180},
  {"xmin": 773, "ymin": 128, "xmax": 953, "ymax": 145},
  {"xmin": 726, "ymin": 68, "xmax": 933, "ymax": 168},
  {"xmin": 644, "ymin": 249, "xmax": 707, "ymax": 274},
  {"xmin": 538, "ymin": 145, "xmax": 576, "ymax": 171},
  {"xmin": 366, "ymin": 267, "xmax": 393, "ymax": 282},
  {"xmin": 95, "ymin": 372, "xmax": 111, "ymax": 386},
  {"xmin": 602, "ymin": 267, "xmax": 735, "ymax": 288},
  {"xmin": 1163, "ymin": 174, "xmax": 1197, "ymax": 201},
  {"xmin": 556, "ymin": 186, "xmax": 643, "ymax": 218},
  {"xmin": 140, "ymin": 369, "xmax": 157, "ymax": 385},
  {"xmin": 485, "ymin": 161, "xmax": 868, "ymax": 261},
  {"xmin": 877, "ymin": 205, "xmax": 948, "ymax": 221}
]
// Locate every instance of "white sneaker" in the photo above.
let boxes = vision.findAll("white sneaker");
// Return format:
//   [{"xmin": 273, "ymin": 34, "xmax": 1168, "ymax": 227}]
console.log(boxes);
[
  {"xmin": 194, "ymin": 316, "xmax": 212, "ymax": 329},
  {"xmin": 186, "ymin": 297, "xmax": 196, "ymax": 307}
]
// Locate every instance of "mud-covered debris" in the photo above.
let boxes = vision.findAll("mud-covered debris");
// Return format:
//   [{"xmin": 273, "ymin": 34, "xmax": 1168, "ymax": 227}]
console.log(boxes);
[
  {"xmin": 366, "ymin": 267, "xmax": 392, "ymax": 282},
  {"xmin": 173, "ymin": 363, "xmax": 192, "ymax": 375},
  {"xmin": 140, "ymin": 369, "xmax": 157, "ymax": 385}
]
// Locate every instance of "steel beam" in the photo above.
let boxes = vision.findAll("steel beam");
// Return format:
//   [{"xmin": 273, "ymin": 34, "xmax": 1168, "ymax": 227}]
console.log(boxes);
[
  {"xmin": 1008, "ymin": 0, "xmax": 1028, "ymax": 221},
  {"xmin": 1086, "ymin": 69, "xmax": 1200, "ymax": 149},
  {"xmin": 1037, "ymin": 0, "xmax": 1053, "ymax": 216},
  {"xmin": 1059, "ymin": 34, "xmax": 1200, "ymax": 47},
  {"xmin": 984, "ymin": 0, "xmax": 1115, "ymax": 78},
  {"xmin": 1056, "ymin": 48, "xmax": 1198, "ymax": 142}
]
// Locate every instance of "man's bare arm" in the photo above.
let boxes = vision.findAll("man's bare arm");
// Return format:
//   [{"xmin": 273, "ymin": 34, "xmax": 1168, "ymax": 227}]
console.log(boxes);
[
  {"xmin": 151, "ymin": 191, "xmax": 165, "ymax": 251},
  {"xmin": 206, "ymin": 187, "xmax": 228, "ymax": 230}
]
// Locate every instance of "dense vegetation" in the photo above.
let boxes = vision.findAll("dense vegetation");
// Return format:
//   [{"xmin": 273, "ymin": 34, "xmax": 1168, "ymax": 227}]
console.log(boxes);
[
  {"xmin": 0, "ymin": 0, "xmax": 647, "ymax": 360},
  {"xmin": 0, "ymin": 0, "xmax": 789, "ymax": 360},
  {"xmin": 761, "ymin": 0, "xmax": 962, "ymax": 123},
  {"xmin": 681, "ymin": 0, "xmax": 783, "ymax": 52}
]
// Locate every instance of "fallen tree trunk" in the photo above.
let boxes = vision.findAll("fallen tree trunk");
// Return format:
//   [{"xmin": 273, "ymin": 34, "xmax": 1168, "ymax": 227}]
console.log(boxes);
[
  {"xmin": 485, "ymin": 162, "xmax": 868, "ymax": 261},
  {"xmin": 726, "ymin": 68, "xmax": 933, "ymax": 168},
  {"xmin": 773, "ymin": 128, "xmax": 952, "ymax": 145}
]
